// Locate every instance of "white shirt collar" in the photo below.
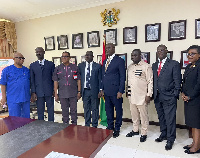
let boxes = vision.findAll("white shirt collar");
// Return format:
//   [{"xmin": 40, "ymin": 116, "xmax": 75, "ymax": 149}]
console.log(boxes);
[
  {"xmin": 38, "ymin": 59, "xmax": 45, "ymax": 65},
  {"xmin": 158, "ymin": 57, "xmax": 167, "ymax": 63}
]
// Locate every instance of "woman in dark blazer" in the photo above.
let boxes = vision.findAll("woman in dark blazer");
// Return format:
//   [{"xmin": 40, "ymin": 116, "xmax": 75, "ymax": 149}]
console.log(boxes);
[{"xmin": 182, "ymin": 45, "xmax": 200, "ymax": 154}]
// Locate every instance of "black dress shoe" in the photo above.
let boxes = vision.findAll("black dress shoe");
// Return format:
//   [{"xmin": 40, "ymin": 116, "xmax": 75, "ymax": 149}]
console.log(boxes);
[
  {"xmin": 126, "ymin": 130, "xmax": 139, "ymax": 137},
  {"xmin": 184, "ymin": 148, "xmax": 200, "ymax": 154},
  {"xmin": 165, "ymin": 141, "xmax": 174, "ymax": 150},
  {"xmin": 155, "ymin": 135, "xmax": 167, "ymax": 142},
  {"xmin": 113, "ymin": 130, "xmax": 120, "ymax": 138},
  {"xmin": 140, "ymin": 135, "xmax": 147, "ymax": 142},
  {"xmin": 183, "ymin": 145, "xmax": 191, "ymax": 150}
]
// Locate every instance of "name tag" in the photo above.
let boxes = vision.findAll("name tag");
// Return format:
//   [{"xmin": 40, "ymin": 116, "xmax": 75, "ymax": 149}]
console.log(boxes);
[{"xmin": 73, "ymin": 75, "xmax": 78, "ymax": 79}]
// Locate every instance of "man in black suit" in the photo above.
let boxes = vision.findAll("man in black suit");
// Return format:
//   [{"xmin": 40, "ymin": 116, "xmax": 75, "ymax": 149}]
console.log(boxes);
[
  {"xmin": 152, "ymin": 44, "xmax": 181, "ymax": 150},
  {"xmin": 78, "ymin": 51, "xmax": 102, "ymax": 128},
  {"xmin": 30, "ymin": 47, "xmax": 55, "ymax": 121},
  {"xmin": 101, "ymin": 43, "xmax": 126, "ymax": 138}
]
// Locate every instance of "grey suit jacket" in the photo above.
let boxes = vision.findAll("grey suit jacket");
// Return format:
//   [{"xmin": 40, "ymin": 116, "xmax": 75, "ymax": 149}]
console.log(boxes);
[{"xmin": 152, "ymin": 58, "xmax": 181, "ymax": 100}]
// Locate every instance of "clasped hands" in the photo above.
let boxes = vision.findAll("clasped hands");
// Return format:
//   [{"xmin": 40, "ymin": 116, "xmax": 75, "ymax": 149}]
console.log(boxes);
[
  {"xmin": 98, "ymin": 90, "xmax": 123, "ymax": 99},
  {"xmin": 181, "ymin": 93, "xmax": 190, "ymax": 102}
]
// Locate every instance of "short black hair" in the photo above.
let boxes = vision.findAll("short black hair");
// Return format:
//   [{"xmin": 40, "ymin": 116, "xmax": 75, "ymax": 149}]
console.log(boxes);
[
  {"xmin": 132, "ymin": 49, "xmax": 141, "ymax": 55},
  {"xmin": 63, "ymin": 51, "xmax": 70, "ymax": 56},
  {"xmin": 157, "ymin": 44, "xmax": 167, "ymax": 50},
  {"xmin": 187, "ymin": 45, "xmax": 200, "ymax": 54},
  {"xmin": 86, "ymin": 51, "xmax": 93, "ymax": 55}
]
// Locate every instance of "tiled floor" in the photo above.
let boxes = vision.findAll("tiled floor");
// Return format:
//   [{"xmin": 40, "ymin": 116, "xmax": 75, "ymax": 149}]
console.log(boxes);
[{"xmin": 1, "ymin": 112, "xmax": 200, "ymax": 158}]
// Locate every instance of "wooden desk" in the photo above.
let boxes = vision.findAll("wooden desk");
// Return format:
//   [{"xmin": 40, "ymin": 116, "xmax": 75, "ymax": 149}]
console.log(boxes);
[
  {"xmin": 19, "ymin": 125, "xmax": 113, "ymax": 158},
  {"xmin": 0, "ymin": 116, "xmax": 35, "ymax": 136}
]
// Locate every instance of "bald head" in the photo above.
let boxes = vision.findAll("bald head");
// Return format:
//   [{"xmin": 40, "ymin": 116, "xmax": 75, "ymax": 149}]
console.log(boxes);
[{"xmin": 13, "ymin": 52, "xmax": 25, "ymax": 68}]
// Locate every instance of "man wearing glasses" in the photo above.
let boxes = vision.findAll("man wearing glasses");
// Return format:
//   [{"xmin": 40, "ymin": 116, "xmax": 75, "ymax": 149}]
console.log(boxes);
[
  {"xmin": 152, "ymin": 44, "xmax": 181, "ymax": 150},
  {"xmin": 30, "ymin": 47, "xmax": 55, "ymax": 121},
  {"xmin": 53, "ymin": 51, "xmax": 81, "ymax": 125},
  {"xmin": 78, "ymin": 51, "xmax": 102, "ymax": 128},
  {"xmin": 0, "ymin": 53, "xmax": 30, "ymax": 118}
]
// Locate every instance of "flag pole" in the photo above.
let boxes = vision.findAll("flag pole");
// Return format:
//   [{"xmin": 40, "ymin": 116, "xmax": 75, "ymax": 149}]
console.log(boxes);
[{"xmin": 99, "ymin": 34, "xmax": 107, "ymax": 127}]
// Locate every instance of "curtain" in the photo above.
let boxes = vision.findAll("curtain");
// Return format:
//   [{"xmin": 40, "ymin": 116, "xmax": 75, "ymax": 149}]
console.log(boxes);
[{"xmin": 0, "ymin": 21, "xmax": 17, "ymax": 57}]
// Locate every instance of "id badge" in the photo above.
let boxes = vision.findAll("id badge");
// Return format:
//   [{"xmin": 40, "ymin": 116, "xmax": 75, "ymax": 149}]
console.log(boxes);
[{"xmin": 73, "ymin": 75, "xmax": 78, "ymax": 80}]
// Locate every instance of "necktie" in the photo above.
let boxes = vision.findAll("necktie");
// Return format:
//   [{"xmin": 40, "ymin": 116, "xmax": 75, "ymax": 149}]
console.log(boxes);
[
  {"xmin": 86, "ymin": 63, "xmax": 91, "ymax": 89},
  {"xmin": 105, "ymin": 58, "xmax": 110, "ymax": 72},
  {"xmin": 157, "ymin": 61, "xmax": 162, "ymax": 76}
]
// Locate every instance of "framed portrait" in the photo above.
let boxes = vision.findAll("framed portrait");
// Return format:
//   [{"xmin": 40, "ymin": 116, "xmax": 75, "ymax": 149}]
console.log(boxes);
[
  {"xmin": 116, "ymin": 53, "xmax": 127, "ymax": 69},
  {"xmin": 81, "ymin": 55, "xmax": 86, "ymax": 63},
  {"xmin": 168, "ymin": 20, "xmax": 186, "ymax": 41},
  {"xmin": 141, "ymin": 52, "xmax": 150, "ymax": 64},
  {"xmin": 52, "ymin": 57, "xmax": 61, "ymax": 67},
  {"xmin": 156, "ymin": 51, "xmax": 173, "ymax": 61},
  {"xmin": 97, "ymin": 55, "xmax": 102, "ymax": 65},
  {"xmin": 195, "ymin": 18, "xmax": 200, "ymax": 39},
  {"xmin": 70, "ymin": 56, "xmax": 77, "ymax": 65},
  {"xmin": 104, "ymin": 29, "xmax": 117, "ymax": 46},
  {"xmin": 87, "ymin": 31, "xmax": 100, "ymax": 48},
  {"xmin": 44, "ymin": 36, "xmax": 55, "ymax": 51},
  {"xmin": 57, "ymin": 35, "xmax": 68, "ymax": 50},
  {"xmin": 180, "ymin": 51, "xmax": 190, "ymax": 69},
  {"xmin": 123, "ymin": 27, "xmax": 137, "ymax": 44},
  {"xmin": 72, "ymin": 33, "xmax": 83, "ymax": 49},
  {"xmin": 145, "ymin": 23, "xmax": 161, "ymax": 42}
]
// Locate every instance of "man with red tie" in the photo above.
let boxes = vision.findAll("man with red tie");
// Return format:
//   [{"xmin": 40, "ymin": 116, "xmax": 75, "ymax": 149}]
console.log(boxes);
[{"xmin": 152, "ymin": 44, "xmax": 181, "ymax": 150}]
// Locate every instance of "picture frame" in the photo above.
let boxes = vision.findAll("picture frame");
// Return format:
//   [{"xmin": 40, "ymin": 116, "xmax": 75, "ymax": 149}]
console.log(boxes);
[
  {"xmin": 123, "ymin": 26, "xmax": 137, "ymax": 44},
  {"xmin": 195, "ymin": 18, "xmax": 200, "ymax": 39},
  {"xmin": 72, "ymin": 33, "xmax": 83, "ymax": 49},
  {"xmin": 180, "ymin": 50, "xmax": 190, "ymax": 69},
  {"xmin": 145, "ymin": 23, "xmax": 161, "ymax": 42},
  {"xmin": 57, "ymin": 35, "xmax": 68, "ymax": 50},
  {"xmin": 156, "ymin": 51, "xmax": 173, "ymax": 61},
  {"xmin": 52, "ymin": 57, "xmax": 61, "ymax": 67},
  {"xmin": 87, "ymin": 31, "xmax": 100, "ymax": 48},
  {"xmin": 44, "ymin": 36, "xmax": 55, "ymax": 51},
  {"xmin": 141, "ymin": 52, "xmax": 150, "ymax": 64},
  {"xmin": 104, "ymin": 29, "xmax": 117, "ymax": 46},
  {"xmin": 168, "ymin": 20, "xmax": 186, "ymax": 41},
  {"xmin": 81, "ymin": 55, "xmax": 86, "ymax": 63},
  {"xmin": 116, "ymin": 53, "xmax": 127, "ymax": 69},
  {"xmin": 97, "ymin": 55, "xmax": 102, "ymax": 65},
  {"xmin": 70, "ymin": 56, "xmax": 77, "ymax": 65}
]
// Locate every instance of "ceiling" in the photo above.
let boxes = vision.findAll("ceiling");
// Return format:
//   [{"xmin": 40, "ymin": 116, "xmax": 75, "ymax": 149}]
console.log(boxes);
[{"xmin": 0, "ymin": 0, "xmax": 125, "ymax": 22}]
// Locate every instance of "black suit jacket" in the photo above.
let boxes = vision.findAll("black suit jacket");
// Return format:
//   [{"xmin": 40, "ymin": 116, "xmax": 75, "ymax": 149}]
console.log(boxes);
[
  {"xmin": 78, "ymin": 61, "xmax": 102, "ymax": 99},
  {"xmin": 30, "ymin": 60, "xmax": 55, "ymax": 97},
  {"xmin": 182, "ymin": 59, "xmax": 200, "ymax": 105},
  {"xmin": 152, "ymin": 58, "xmax": 181, "ymax": 100}
]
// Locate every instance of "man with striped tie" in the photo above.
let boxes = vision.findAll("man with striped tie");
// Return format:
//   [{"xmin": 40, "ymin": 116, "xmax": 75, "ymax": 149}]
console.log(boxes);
[
  {"xmin": 126, "ymin": 49, "xmax": 153, "ymax": 143},
  {"xmin": 152, "ymin": 44, "xmax": 181, "ymax": 150},
  {"xmin": 101, "ymin": 43, "xmax": 126, "ymax": 138}
]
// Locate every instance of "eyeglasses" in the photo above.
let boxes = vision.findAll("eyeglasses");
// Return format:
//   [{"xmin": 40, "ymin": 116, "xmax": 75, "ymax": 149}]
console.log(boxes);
[
  {"xmin": 187, "ymin": 53, "xmax": 198, "ymax": 57},
  {"xmin": 15, "ymin": 57, "xmax": 25, "ymax": 60},
  {"xmin": 61, "ymin": 56, "xmax": 70, "ymax": 58}
]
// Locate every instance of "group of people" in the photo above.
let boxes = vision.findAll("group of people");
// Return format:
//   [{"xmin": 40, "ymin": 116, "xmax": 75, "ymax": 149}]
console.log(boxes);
[{"xmin": 0, "ymin": 43, "xmax": 200, "ymax": 154}]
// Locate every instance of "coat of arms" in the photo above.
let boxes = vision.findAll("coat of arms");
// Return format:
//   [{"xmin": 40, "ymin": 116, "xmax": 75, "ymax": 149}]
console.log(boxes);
[{"xmin": 100, "ymin": 8, "xmax": 120, "ymax": 27}]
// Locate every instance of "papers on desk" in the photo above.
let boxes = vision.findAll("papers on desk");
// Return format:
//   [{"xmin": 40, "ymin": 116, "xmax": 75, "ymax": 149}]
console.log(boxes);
[{"xmin": 45, "ymin": 151, "xmax": 83, "ymax": 158}]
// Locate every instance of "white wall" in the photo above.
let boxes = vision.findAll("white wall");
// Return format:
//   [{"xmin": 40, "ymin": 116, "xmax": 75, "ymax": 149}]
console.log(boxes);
[{"xmin": 15, "ymin": 0, "xmax": 200, "ymax": 125}]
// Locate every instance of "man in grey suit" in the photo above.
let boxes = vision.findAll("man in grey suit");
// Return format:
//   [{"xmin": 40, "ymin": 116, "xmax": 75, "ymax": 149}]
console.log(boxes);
[
  {"xmin": 78, "ymin": 51, "xmax": 102, "ymax": 128},
  {"xmin": 30, "ymin": 47, "xmax": 55, "ymax": 121},
  {"xmin": 152, "ymin": 44, "xmax": 181, "ymax": 150}
]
